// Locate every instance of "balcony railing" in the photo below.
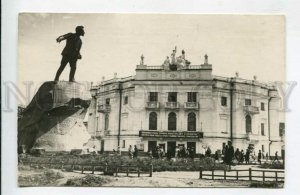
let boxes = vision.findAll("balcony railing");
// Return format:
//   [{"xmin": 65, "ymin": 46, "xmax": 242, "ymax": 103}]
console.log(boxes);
[
  {"xmin": 146, "ymin": 101, "xmax": 160, "ymax": 109},
  {"xmin": 244, "ymin": 105, "xmax": 259, "ymax": 114},
  {"xmin": 184, "ymin": 102, "xmax": 199, "ymax": 110},
  {"xmin": 165, "ymin": 102, "xmax": 180, "ymax": 109},
  {"xmin": 97, "ymin": 104, "xmax": 111, "ymax": 113}
]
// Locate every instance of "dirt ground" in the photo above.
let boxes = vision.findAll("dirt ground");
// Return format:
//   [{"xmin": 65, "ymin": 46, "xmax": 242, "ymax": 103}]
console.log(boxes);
[{"xmin": 19, "ymin": 165, "xmax": 283, "ymax": 188}]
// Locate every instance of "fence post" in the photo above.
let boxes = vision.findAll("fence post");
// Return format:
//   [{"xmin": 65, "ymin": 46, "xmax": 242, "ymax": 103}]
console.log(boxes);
[
  {"xmin": 150, "ymin": 164, "xmax": 153, "ymax": 177},
  {"xmin": 236, "ymin": 170, "xmax": 239, "ymax": 180},
  {"xmin": 262, "ymin": 171, "xmax": 265, "ymax": 182},
  {"xmin": 275, "ymin": 171, "xmax": 278, "ymax": 182},
  {"xmin": 224, "ymin": 170, "xmax": 226, "ymax": 180},
  {"xmin": 249, "ymin": 168, "xmax": 252, "ymax": 181},
  {"xmin": 212, "ymin": 169, "xmax": 214, "ymax": 180},
  {"xmin": 81, "ymin": 165, "xmax": 84, "ymax": 174},
  {"xmin": 138, "ymin": 166, "xmax": 140, "ymax": 177},
  {"xmin": 199, "ymin": 167, "xmax": 203, "ymax": 179},
  {"xmin": 127, "ymin": 166, "xmax": 129, "ymax": 177}
]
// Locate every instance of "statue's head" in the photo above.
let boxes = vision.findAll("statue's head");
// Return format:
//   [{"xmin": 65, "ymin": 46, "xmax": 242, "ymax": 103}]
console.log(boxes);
[{"xmin": 75, "ymin": 26, "xmax": 85, "ymax": 36}]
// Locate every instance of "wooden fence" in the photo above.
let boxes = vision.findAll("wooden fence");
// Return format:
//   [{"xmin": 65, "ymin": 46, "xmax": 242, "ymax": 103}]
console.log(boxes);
[
  {"xmin": 199, "ymin": 167, "xmax": 284, "ymax": 182},
  {"xmin": 20, "ymin": 161, "xmax": 153, "ymax": 177}
]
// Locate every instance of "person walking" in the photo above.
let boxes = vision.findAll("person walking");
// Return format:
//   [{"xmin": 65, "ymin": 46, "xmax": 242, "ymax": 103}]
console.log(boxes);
[
  {"xmin": 234, "ymin": 148, "xmax": 240, "ymax": 162},
  {"xmin": 272, "ymin": 151, "xmax": 280, "ymax": 163},
  {"xmin": 54, "ymin": 26, "xmax": 85, "ymax": 82},
  {"xmin": 226, "ymin": 141, "xmax": 234, "ymax": 165},
  {"xmin": 128, "ymin": 145, "xmax": 133, "ymax": 159},
  {"xmin": 133, "ymin": 145, "xmax": 138, "ymax": 158},
  {"xmin": 245, "ymin": 149, "xmax": 250, "ymax": 164},
  {"xmin": 239, "ymin": 150, "xmax": 245, "ymax": 164},
  {"xmin": 258, "ymin": 150, "xmax": 262, "ymax": 164}
]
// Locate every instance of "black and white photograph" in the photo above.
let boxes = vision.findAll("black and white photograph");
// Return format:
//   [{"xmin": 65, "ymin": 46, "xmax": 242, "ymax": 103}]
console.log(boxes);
[{"xmin": 15, "ymin": 13, "xmax": 287, "ymax": 188}]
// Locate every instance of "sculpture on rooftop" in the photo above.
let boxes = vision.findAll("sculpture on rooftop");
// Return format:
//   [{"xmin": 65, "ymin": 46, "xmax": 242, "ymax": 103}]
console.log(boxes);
[
  {"xmin": 167, "ymin": 46, "xmax": 191, "ymax": 70},
  {"xmin": 140, "ymin": 54, "xmax": 144, "ymax": 65}
]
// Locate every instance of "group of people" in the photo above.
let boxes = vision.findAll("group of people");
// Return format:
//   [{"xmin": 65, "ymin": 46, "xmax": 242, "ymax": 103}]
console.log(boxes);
[
  {"xmin": 232, "ymin": 148, "xmax": 280, "ymax": 165},
  {"xmin": 220, "ymin": 141, "xmax": 235, "ymax": 165},
  {"xmin": 128, "ymin": 145, "xmax": 138, "ymax": 159},
  {"xmin": 175, "ymin": 146, "xmax": 195, "ymax": 159},
  {"xmin": 149, "ymin": 146, "xmax": 166, "ymax": 159},
  {"xmin": 147, "ymin": 145, "xmax": 196, "ymax": 160}
]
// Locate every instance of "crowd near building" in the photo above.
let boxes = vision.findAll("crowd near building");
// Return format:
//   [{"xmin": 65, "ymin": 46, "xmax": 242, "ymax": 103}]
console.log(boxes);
[{"xmin": 87, "ymin": 48, "xmax": 285, "ymax": 159}]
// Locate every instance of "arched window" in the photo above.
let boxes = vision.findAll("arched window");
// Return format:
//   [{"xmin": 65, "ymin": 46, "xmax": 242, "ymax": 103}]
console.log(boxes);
[
  {"xmin": 168, "ymin": 112, "xmax": 177, "ymax": 131},
  {"xmin": 149, "ymin": 112, "xmax": 157, "ymax": 130},
  {"xmin": 245, "ymin": 115, "xmax": 252, "ymax": 133},
  {"xmin": 188, "ymin": 112, "xmax": 196, "ymax": 131},
  {"xmin": 104, "ymin": 114, "xmax": 109, "ymax": 130}
]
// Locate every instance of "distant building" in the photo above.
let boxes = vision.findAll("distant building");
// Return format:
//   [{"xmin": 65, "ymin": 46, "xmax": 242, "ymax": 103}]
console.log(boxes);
[{"xmin": 88, "ymin": 51, "xmax": 285, "ymax": 157}]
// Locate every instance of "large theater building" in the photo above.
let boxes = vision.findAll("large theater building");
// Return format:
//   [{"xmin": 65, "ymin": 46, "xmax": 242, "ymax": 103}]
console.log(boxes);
[{"xmin": 87, "ymin": 53, "xmax": 285, "ymax": 157}]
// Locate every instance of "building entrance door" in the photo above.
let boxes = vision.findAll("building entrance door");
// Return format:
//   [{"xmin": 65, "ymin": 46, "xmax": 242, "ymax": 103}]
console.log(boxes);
[
  {"xmin": 148, "ymin": 141, "xmax": 157, "ymax": 152},
  {"xmin": 187, "ymin": 142, "xmax": 196, "ymax": 150},
  {"xmin": 167, "ymin": 141, "xmax": 176, "ymax": 157},
  {"xmin": 100, "ymin": 140, "xmax": 104, "ymax": 154}
]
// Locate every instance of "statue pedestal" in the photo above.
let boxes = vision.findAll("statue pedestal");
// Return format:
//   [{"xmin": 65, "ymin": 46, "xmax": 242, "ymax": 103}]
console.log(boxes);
[{"xmin": 18, "ymin": 81, "xmax": 92, "ymax": 152}]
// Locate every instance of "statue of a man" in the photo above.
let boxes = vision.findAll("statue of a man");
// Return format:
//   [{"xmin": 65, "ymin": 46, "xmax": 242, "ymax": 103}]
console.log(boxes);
[
  {"xmin": 54, "ymin": 26, "xmax": 85, "ymax": 82},
  {"xmin": 171, "ymin": 46, "xmax": 177, "ymax": 65},
  {"xmin": 140, "ymin": 54, "xmax": 144, "ymax": 65}
]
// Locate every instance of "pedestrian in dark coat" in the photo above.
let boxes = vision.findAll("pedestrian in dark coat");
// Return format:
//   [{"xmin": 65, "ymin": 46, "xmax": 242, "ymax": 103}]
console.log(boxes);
[
  {"xmin": 133, "ymin": 145, "xmax": 138, "ymax": 158},
  {"xmin": 240, "ymin": 150, "xmax": 245, "ymax": 164},
  {"xmin": 226, "ymin": 141, "xmax": 234, "ymax": 165},
  {"xmin": 245, "ymin": 149, "xmax": 250, "ymax": 164},
  {"xmin": 258, "ymin": 150, "xmax": 262, "ymax": 164}
]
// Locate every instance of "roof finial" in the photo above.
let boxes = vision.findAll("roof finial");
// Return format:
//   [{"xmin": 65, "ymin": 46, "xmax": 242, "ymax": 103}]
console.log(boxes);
[
  {"xmin": 204, "ymin": 54, "xmax": 208, "ymax": 64},
  {"xmin": 140, "ymin": 54, "xmax": 144, "ymax": 65}
]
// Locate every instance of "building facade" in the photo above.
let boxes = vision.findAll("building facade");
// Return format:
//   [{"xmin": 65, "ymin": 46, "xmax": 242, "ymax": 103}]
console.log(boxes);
[{"xmin": 87, "ymin": 53, "xmax": 285, "ymax": 157}]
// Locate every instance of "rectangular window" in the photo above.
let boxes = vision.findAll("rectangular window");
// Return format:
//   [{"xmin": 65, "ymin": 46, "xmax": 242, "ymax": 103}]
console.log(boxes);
[
  {"xmin": 279, "ymin": 123, "xmax": 285, "ymax": 136},
  {"xmin": 187, "ymin": 92, "xmax": 197, "ymax": 102},
  {"xmin": 124, "ymin": 96, "xmax": 128, "ymax": 104},
  {"xmin": 261, "ymin": 102, "xmax": 265, "ymax": 111},
  {"xmin": 168, "ymin": 92, "xmax": 177, "ymax": 102},
  {"xmin": 221, "ymin": 96, "xmax": 227, "ymax": 106},
  {"xmin": 245, "ymin": 99, "xmax": 251, "ymax": 106},
  {"xmin": 262, "ymin": 145, "xmax": 265, "ymax": 152},
  {"xmin": 261, "ymin": 123, "xmax": 265, "ymax": 136},
  {"xmin": 149, "ymin": 92, "xmax": 158, "ymax": 102},
  {"xmin": 105, "ymin": 98, "xmax": 110, "ymax": 105},
  {"xmin": 122, "ymin": 140, "xmax": 126, "ymax": 148}
]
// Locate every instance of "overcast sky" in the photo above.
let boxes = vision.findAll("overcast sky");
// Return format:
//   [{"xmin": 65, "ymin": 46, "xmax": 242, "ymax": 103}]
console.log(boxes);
[{"xmin": 18, "ymin": 13, "xmax": 285, "ymax": 89}]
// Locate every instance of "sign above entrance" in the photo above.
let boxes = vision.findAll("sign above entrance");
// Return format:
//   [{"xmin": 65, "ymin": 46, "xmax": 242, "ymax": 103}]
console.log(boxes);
[{"xmin": 139, "ymin": 130, "xmax": 203, "ymax": 139}]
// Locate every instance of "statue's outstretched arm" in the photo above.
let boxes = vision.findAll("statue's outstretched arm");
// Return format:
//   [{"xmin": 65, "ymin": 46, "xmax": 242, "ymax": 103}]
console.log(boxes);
[
  {"xmin": 56, "ymin": 33, "xmax": 72, "ymax": 43},
  {"xmin": 56, "ymin": 35, "xmax": 65, "ymax": 43}
]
